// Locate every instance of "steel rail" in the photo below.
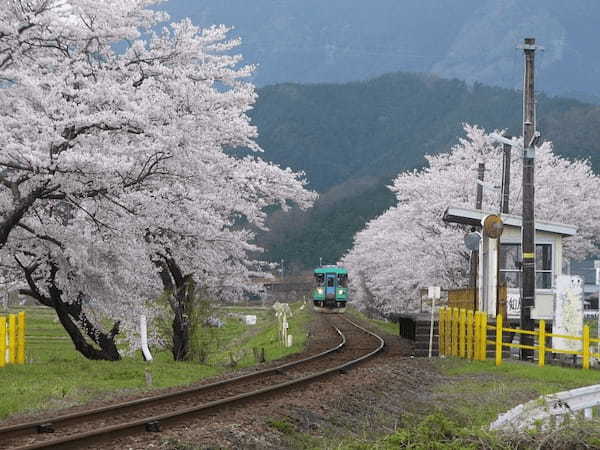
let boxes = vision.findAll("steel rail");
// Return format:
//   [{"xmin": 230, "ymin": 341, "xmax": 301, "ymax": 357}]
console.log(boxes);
[
  {"xmin": 7, "ymin": 315, "xmax": 384, "ymax": 450},
  {"xmin": 0, "ymin": 324, "xmax": 344, "ymax": 441}
]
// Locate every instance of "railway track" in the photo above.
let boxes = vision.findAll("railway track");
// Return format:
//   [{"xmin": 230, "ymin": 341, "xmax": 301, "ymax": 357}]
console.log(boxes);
[{"xmin": 0, "ymin": 314, "xmax": 384, "ymax": 450}]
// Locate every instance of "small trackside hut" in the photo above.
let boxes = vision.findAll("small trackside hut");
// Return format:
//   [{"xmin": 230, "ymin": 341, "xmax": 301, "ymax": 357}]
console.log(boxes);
[
  {"xmin": 443, "ymin": 206, "xmax": 576, "ymax": 321},
  {"xmin": 312, "ymin": 266, "xmax": 348, "ymax": 312},
  {"xmin": 397, "ymin": 207, "xmax": 577, "ymax": 357}
]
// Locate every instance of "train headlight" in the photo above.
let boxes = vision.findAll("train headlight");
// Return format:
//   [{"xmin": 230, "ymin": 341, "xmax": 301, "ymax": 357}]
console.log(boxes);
[
  {"xmin": 317, "ymin": 288, "xmax": 323, "ymax": 295},
  {"xmin": 338, "ymin": 290, "xmax": 343, "ymax": 296}
]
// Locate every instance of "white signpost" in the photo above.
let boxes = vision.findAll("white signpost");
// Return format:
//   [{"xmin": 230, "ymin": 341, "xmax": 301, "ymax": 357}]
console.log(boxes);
[
  {"xmin": 428, "ymin": 286, "xmax": 441, "ymax": 358},
  {"xmin": 595, "ymin": 260, "xmax": 600, "ymax": 359},
  {"xmin": 553, "ymin": 275, "xmax": 584, "ymax": 354}
]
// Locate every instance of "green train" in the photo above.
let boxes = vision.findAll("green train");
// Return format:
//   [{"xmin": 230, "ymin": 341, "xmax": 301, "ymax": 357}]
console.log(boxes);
[{"xmin": 312, "ymin": 266, "xmax": 348, "ymax": 312}]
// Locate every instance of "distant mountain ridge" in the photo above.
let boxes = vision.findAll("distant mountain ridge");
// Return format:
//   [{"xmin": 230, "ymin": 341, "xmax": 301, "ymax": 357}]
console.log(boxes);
[
  {"xmin": 250, "ymin": 72, "xmax": 600, "ymax": 268},
  {"xmin": 252, "ymin": 72, "xmax": 600, "ymax": 192},
  {"xmin": 165, "ymin": 0, "xmax": 600, "ymax": 101}
]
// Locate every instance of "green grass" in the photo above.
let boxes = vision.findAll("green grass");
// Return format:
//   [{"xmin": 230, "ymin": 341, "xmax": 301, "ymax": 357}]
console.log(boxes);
[
  {"xmin": 431, "ymin": 358, "xmax": 600, "ymax": 428},
  {"xmin": 348, "ymin": 359, "xmax": 600, "ymax": 449},
  {"xmin": 269, "ymin": 355, "xmax": 600, "ymax": 450},
  {"xmin": 206, "ymin": 303, "xmax": 312, "ymax": 367},
  {"xmin": 267, "ymin": 418, "xmax": 295, "ymax": 434},
  {"xmin": 439, "ymin": 358, "xmax": 600, "ymax": 395},
  {"xmin": 345, "ymin": 305, "xmax": 398, "ymax": 336},
  {"xmin": 0, "ymin": 303, "xmax": 312, "ymax": 420}
]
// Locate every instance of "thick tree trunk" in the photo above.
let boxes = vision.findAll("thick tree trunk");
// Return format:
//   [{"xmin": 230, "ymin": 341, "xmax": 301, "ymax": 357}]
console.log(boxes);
[
  {"xmin": 156, "ymin": 255, "xmax": 195, "ymax": 361},
  {"xmin": 19, "ymin": 263, "xmax": 121, "ymax": 361},
  {"xmin": 171, "ymin": 309, "xmax": 190, "ymax": 361},
  {"xmin": 52, "ymin": 293, "xmax": 121, "ymax": 361}
]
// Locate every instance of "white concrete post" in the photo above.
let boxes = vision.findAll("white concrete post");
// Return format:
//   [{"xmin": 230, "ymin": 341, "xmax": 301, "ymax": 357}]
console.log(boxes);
[
  {"xmin": 283, "ymin": 316, "xmax": 288, "ymax": 346},
  {"xmin": 428, "ymin": 286, "xmax": 441, "ymax": 358},
  {"xmin": 596, "ymin": 261, "xmax": 600, "ymax": 358},
  {"xmin": 140, "ymin": 315, "xmax": 153, "ymax": 362}
]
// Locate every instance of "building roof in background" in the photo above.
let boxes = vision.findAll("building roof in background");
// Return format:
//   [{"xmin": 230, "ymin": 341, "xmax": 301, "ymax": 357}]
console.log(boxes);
[{"xmin": 443, "ymin": 206, "xmax": 577, "ymax": 237}]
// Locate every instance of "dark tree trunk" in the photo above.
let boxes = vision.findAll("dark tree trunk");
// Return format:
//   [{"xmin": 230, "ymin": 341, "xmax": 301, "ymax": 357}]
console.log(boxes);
[
  {"xmin": 172, "ymin": 308, "xmax": 190, "ymax": 361},
  {"xmin": 19, "ymin": 262, "xmax": 121, "ymax": 361},
  {"xmin": 52, "ymin": 292, "xmax": 121, "ymax": 361},
  {"xmin": 156, "ymin": 255, "xmax": 196, "ymax": 361}
]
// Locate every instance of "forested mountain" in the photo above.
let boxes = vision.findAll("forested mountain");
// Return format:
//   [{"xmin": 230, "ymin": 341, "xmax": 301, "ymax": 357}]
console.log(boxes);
[
  {"xmin": 166, "ymin": 0, "xmax": 600, "ymax": 101},
  {"xmin": 251, "ymin": 72, "xmax": 600, "ymax": 269}
]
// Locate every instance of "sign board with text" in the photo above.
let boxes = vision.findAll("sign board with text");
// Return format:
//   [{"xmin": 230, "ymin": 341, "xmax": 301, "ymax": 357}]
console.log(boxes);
[
  {"xmin": 553, "ymin": 275, "xmax": 584, "ymax": 353},
  {"xmin": 506, "ymin": 292, "xmax": 521, "ymax": 319}
]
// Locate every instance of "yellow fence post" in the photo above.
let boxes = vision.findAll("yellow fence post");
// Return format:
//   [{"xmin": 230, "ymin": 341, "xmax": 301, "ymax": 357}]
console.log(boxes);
[
  {"xmin": 8, "ymin": 314, "xmax": 16, "ymax": 364},
  {"xmin": 452, "ymin": 308, "xmax": 459, "ymax": 356},
  {"xmin": 17, "ymin": 312, "xmax": 25, "ymax": 365},
  {"xmin": 0, "ymin": 316, "xmax": 5, "ymax": 368},
  {"xmin": 446, "ymin": 308, "xmax": 452, "ymax": 356},
  {"xmin": 466, "ymin": 310, "xmax": 474, "ymax": 359},
  {"xmin": 440, "ymin": 308, "xmax": 448, "ymax": 356},
  {"xmin": 583, "ymin": 325, "xmax": 590, "ymax": 370},
  {"xmin": 538, "ymin": 320, "xmax": 546, "ymax": 368},
  {"xmin": 474, "ymin": 312, "xmax": 480, "ymax": 360},
  {"xmin": 438, "ymin": 308, "xmax": 444, "ymax": 356},
  {"xmin": 480, "ymin": 313, "xmax": 488, "ymax": 360},
  {"xmin": 449, "ymin": 307, "xmax": 454, "ymax": 356},
  {"xmin": 495, "ymin": 314, "xmax": 503, "ymax": 366},
  {"xmin": 459, "ymin": 309, "xmax": 466, "ymax": 358}
]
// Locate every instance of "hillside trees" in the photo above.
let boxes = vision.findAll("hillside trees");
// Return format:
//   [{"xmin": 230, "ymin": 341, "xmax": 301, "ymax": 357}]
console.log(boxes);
[
  {"xmin": 341, "ymin": 125, "xmax": 600, "ymax": 314},
  {"xmin": 0, "ymin": 0, "xmax": 315, "ymax": 360}
]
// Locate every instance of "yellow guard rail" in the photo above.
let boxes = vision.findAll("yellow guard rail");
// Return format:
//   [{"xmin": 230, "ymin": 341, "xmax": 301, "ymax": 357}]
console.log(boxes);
[{"xmin": 439, "ymin": 307, "xmax": 600, "ymax": 369}]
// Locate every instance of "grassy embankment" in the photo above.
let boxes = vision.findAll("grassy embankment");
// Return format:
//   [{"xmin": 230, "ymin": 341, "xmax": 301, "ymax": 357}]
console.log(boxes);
[
  {"xmin": 272, "ymin": 309, "xmax": 600, "ymax": 449},
  {"xmin": 0, "ymin": 302, "xmax": 311, "ymax": 420},
  {"xmin": 344, "ymin": 306, "xmax": 398, "ymax": 336},
  {"xmin": 343, "ymin": 359, "xmax": 600, "ymax": 449}
]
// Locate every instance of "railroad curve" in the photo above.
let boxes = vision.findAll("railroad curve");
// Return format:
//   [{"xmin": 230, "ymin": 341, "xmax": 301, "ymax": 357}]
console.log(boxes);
[{"xmin": 1, "ymin": 314, "xmax": 384, "ymax": 450}]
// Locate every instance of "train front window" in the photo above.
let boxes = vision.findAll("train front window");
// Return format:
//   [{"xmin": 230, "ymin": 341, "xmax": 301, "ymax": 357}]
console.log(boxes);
[
  {"xmin": 338, "ymin": 274, "xmax": 348, "ymax": 287},
  {"xmin": 327, "ymin": 276, "xmax": 335, "ymax": 287},
  {"xmin": 315, "ymin": 274, "xmax": 324, "ymax": 286}
]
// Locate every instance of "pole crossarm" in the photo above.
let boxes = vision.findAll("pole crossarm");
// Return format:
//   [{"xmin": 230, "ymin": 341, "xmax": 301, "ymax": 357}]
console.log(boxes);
[
  {"xmin": 489, "ymin": 133, "xmax": 522, "ymax": 149},
  {"xmin": 476, "ymin": 179, "xmax": 501, "ymax": 191},
  {"xmin": 518, "ymin": 44, "xmax": 544, "ymax": 51},
  {"xmin": 489, "ymin": 131, "xmax": 540, "ymax": 151}
]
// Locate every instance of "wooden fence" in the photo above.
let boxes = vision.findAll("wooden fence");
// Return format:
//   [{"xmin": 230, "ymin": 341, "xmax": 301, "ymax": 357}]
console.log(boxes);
[
  {"xmin": 447, "ymin": 286, "xmax": 507, "ymax": 317},
  {"xmin": 439, "ymin": 307, "xmax": 600, "ymax": 369},
  {"xmin": 0, "ymin": 312, "xmax": 26, "ymax": 367},
  {"xmin": 447, "ymin": 288, "xmax": 477, "ymax": 311}
]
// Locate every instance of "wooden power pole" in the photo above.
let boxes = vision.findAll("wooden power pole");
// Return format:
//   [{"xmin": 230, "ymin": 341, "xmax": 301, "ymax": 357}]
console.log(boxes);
[
  {"xmin": 497, "ymin": 139, "xmax": 512, "ymax": 318},
  {"xmin": 521, "ymin": 37, "xmax": 539, "ymax": 361},
  {"xmin": 476, "ymin": 162, "xmax": 485, "ymax": 210},
  {"xmin": 501, "ymin": 139, "xmax": 511, "ymax": 214},
  {"xmin": 469, "ymin": 163, "xmax": 485, "ymax": 290}
]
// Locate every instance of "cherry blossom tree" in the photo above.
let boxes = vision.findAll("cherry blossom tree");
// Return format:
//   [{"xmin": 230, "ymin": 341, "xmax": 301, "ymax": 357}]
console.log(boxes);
[
  {"xmin": 342, "ymin": 124, "xmax": 600, "ymax": 315},
  {"xmin": 0, "ymin": 1, "xmax": 315, "ymax": 360}
]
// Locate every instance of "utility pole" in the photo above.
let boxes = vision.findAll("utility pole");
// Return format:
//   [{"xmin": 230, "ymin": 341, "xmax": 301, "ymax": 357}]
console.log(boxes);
[
  {"xmin": 469, "ymin": 163, "xmax": 485, "ymax": 310},
  {"xmin": 476, "ymin": 163, "xmax": 485, "ymax": 210},
  {"xmin": 521, "ymin": 37, "xmax": 538, "ymax": 361},
  {"xmin": 496, "ymin": 139, "xmax": 512, "ymax": 319},
  {"xmin": 501, "ymin": 139, "xmax": 511, "ymax": 214}
]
